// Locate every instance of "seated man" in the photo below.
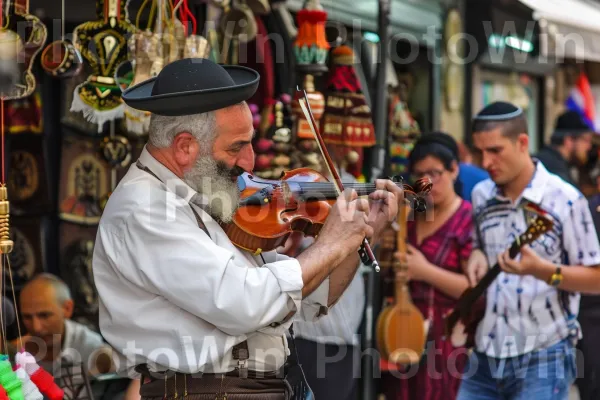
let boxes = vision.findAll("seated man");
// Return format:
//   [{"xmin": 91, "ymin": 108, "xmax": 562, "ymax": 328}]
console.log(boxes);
[{"xmin": 15, "ymin": 273, "xmax": 139, "ymax": 399}]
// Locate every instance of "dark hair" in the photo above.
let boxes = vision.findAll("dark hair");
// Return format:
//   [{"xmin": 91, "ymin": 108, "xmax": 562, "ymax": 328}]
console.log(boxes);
[
  {"xmin": 408, "ymin": 133, "xmax": 463, "ymax": 196},
  {"xmin": 471, "ymin": 114, "xmax": 528, "ymax": 140}
]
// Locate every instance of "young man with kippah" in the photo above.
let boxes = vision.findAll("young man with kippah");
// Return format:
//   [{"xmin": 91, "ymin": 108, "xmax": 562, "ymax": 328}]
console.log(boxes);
[{"xmin": 457, "ymin": 101, "xmax": 600, "ymax": 399}]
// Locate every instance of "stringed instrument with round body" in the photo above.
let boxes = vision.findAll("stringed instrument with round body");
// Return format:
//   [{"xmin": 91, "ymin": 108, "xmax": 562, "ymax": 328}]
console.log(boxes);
[
  {"xmin": 223, "ymin": 88, "xmax": 382, "ymax": 271},
  {"xmin": 222, "ymin": 168, "xmax": 413, "ymax": 254},
  {"xmin": 376, "ymin": 178, "xmax": 432, "ymax": 365}
]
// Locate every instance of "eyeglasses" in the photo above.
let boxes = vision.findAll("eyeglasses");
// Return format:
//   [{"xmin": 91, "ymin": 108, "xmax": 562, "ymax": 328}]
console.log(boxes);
[{"xmin": 410, "ymin": 169, "xmax": 445, "ymax": 183}]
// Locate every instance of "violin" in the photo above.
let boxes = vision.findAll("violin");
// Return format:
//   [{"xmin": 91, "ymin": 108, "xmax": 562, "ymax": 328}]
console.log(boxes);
[
  {"xmin": 223, "ymin": 87, "xmax": 414, "ymax": 271},
  {"xmin": 221, "ymin": 168, "xmax": 429, "ymax": 256},
  {"xmin": 376, "ymin": 177, "xmax": 431, "ymax": 366}
]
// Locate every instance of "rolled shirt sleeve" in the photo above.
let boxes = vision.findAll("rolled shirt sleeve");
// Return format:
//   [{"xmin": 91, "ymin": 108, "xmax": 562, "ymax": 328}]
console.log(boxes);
[
  {"xmin": 117, "ymin": 201, "xmax": 314, "ymax": 336},
  {"xmin": 262, "ymin": 252, "xmax": 330, "ymax": 327}
]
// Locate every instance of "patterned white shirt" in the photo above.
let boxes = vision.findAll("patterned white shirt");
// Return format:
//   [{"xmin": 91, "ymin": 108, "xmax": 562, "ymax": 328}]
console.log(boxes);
[{"xmin": 471, "ymin": 160, "xmax": 600, "ymax": 358}]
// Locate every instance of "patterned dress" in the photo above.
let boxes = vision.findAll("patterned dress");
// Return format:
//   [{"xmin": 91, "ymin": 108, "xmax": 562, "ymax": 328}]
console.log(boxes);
[{"xmin": 381, "ymin": 199, "xmax": 473, "ymax": 400}]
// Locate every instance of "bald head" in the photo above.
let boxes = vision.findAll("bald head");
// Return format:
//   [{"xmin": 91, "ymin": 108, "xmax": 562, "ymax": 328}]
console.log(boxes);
[
  {"xmin": 21, "ymin": 273, "xmax": 72, "ymax": 306},
  {"xmin": 20, "ymin": 274, "xmax": 74, "ymax": 345}
]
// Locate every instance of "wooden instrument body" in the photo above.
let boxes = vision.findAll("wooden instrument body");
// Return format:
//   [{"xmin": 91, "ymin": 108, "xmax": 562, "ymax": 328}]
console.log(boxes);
[
  {"xmin": 222, "ymin": 168, "xmax": 415, "ymax": 254},
  {"xmin": 377, "ymin": 285, "xmax": 427, "ymax": 365},
  {"xmin": 222, "ymin": 168, "xmax": 333, "ymax": 253},
  {"xmin": 376, "ymin": 188, "xmax": 429, "ymax": 366}
]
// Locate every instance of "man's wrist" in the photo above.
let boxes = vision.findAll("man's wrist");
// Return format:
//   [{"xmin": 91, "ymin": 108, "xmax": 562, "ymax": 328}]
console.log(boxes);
[{"xmin": 532, "ymin": 259, "xmax": 558, "ymax": 282}]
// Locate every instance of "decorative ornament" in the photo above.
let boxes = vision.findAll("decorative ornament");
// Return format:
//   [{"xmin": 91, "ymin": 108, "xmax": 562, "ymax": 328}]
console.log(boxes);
[
  {"xmin": 40, "ymin": 0, "xmax": 83, "ymax": 79},
  {"xmin": 100, "ymin": 136, "xmax": 132, "ymax": 168},
  {"xmin": 0, "ymin": 357, "xmax": 24, "ymax": 400},
  {"xmin": 15, "ymin": 352, "xmax": 63, "ymax": 400},
  {"xmin": 320, "ymin": 45, "xmax": 375, "ymax": 178},
  {"xmin": 388, "ymin": 82, "xmax": 420, "ymax": 178},
  {"xmin": 14, "ymin": 367, "xmax": 43, "ymax": 400},
  {"xmin": 70, "ymin": 0, "xmax": 136, "ymax": 132},
  {"xmin": 254, "ymin": 101, "xmax": 292, "ymax": 179},
  {"xmin": 292, "ymin": 75, "xmax": 325, "ymax": 173},
  {"xmin": 293, "ymin": 0, "xmax": 329, "ymax": 74},
  {"xmin": 121, "ymin": 30, "xmax": 161, "ymax": 136},
  {"xmin": 292, "ymin": 74, "xmax": 324, "ymax": 140},
  {"xmin": 0, "ymin": 0, "xmax": 47, "ymax": 100}
]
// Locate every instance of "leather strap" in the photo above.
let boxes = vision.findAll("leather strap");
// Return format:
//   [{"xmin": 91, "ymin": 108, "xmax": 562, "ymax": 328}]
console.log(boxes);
[{"xmin": 136, "ymin": 159, "xmax": 251, "ymax": 377}]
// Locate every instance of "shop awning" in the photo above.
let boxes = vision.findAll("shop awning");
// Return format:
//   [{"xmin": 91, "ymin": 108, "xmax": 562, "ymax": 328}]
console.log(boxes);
[
  {"xmin": 519, "ymin": 0, "xmax": 600, "ymax": 62},
  {"xmin": 286, "ymin": 0, "xmax": 442, "ymax": 47}
]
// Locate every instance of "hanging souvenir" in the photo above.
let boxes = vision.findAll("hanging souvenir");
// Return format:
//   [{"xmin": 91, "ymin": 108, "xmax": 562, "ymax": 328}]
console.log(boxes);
[
  {"xmin": 2, "ymin": 91, "xmax": 43, "ymax": 135},
  {"xmin": 320, "ymin": 45, "xmax": 375, "ymax": 179},
  {"xmin": 70, "ymin": 0, "xmax": 136, "ymax": 133},
  {"xmin": 291, "ymin": 74, "xmax": 325, "ymax": 173},
  {"xmin": 293, "ymin": 0, "xmax": 329, "ymax": 75},
  {"xmin": 254, "ymin": 101, "xmax": 292, "ymax": 179},
  {"xmin": 40, "ymin": 0, "xmax": 83, "ymax": 78},
  {"xmin": 118, "ymin": 0, "xmax": 163, "ymax": 137},
  {"xmin": 388, "ymin": 81, "xmax": 420, "ymax": 178},
  {"xmin": 0, "ymin": 0, "xmax": 47, "ymax": 100},
  {"xmin": 175, "ymin": 0, "xmax": 211, "ymax": 59},
  {"xmin": 58, "ymin": 129, "xmax": 112, "ymax": 225}
]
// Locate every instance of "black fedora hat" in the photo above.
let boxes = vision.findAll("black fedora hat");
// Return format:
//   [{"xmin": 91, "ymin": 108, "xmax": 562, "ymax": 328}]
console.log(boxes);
[{"xmin": 121, "ymin": 58, "xmax": 260, "ymax": 116}]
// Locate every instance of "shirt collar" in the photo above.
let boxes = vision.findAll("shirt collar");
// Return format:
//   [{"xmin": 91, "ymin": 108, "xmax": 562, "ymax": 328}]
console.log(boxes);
[
  {"xmin": 138, "ymin": 145, "xmax": 198, "ymax": 204},
  {"xmin": 491, "ymin": 158, "xmax": 549, "ymax": 205}
]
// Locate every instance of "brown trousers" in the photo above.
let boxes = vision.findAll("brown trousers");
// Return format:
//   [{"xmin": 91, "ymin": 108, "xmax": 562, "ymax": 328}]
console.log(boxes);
[{"xmin": 139, "ymin": 372, "xmax": 290, "ymax": 400}]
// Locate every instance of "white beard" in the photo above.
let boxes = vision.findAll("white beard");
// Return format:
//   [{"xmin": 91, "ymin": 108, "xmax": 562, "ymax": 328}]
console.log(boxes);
[{"xmin": 183, "ymin": 155, "xmax": 240, "ymax": 223}]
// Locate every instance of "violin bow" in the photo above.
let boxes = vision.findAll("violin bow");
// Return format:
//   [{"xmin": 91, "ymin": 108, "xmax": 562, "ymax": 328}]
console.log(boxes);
[{"xmin": 296, "ymin": 87, "xmax": 381, "ymax": 272}]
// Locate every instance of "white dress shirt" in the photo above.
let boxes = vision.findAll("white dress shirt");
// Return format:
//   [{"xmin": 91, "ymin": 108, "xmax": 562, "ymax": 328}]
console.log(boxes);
[
  {"xmin": 92, "ymin": 146, "xmax": 329, "ymax": 376},
  {"xmin": 472, "ymin": 160, "xmax": 600, "ymax": 358}
]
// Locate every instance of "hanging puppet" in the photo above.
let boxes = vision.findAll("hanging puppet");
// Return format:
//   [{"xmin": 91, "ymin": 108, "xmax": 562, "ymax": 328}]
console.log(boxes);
[
  {"xmin": 70, "ymin": 0, "xmax": 136, "ymax": 133},
  {"xmin": 320, "ymin": 44, "xmax": 375, "ymax": 180}
]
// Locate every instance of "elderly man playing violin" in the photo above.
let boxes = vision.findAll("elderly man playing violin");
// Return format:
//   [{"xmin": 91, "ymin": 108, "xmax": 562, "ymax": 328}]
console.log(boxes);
[{"xmin": 92, "ymin": 58, "xmax": 402, "ymax": 400}]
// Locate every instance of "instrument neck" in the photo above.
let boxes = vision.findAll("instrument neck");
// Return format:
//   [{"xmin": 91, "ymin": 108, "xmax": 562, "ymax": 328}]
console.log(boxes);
[
  {"xmin": 395, "ymin": 272, "xmax": 411, "ymax": 305},
  {"xmin": 296, "ymin": 182, "xmax": 400, "ymax": 199},
  {"xmin": 460, "ymin": 241, "xmax": 520, "ymax": 308}
]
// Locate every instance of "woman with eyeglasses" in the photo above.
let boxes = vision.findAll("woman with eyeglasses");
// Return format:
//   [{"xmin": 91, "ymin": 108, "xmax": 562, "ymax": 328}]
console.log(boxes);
[{"xmin": 381, "ymin": 132, "xmax": 474, "ymax": 400}]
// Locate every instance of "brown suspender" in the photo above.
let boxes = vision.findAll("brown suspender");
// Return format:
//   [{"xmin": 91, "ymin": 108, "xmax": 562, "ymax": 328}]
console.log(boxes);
[{"xmin": 136, "ymin": 160, "xmax": 250, "ymax": 378}]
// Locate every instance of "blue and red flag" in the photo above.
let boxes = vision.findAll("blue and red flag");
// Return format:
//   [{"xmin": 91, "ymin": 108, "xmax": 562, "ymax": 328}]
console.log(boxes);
[{"xmin": 565, "ymin": 72, "xmax": 597, "ymax": 131}]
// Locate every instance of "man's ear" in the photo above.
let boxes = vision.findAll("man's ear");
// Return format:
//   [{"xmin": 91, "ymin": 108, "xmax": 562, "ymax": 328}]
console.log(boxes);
[
  {"xmin": 517, "ymin": 133, "xmax": 529, "ymax": 152},
  {"xmin": 173, "ymin": 133, "xmax": 199, "ymax": 167},
  {"xmin": 63, "ymin": 299, "xmax": 74, "ymax": 319}
]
